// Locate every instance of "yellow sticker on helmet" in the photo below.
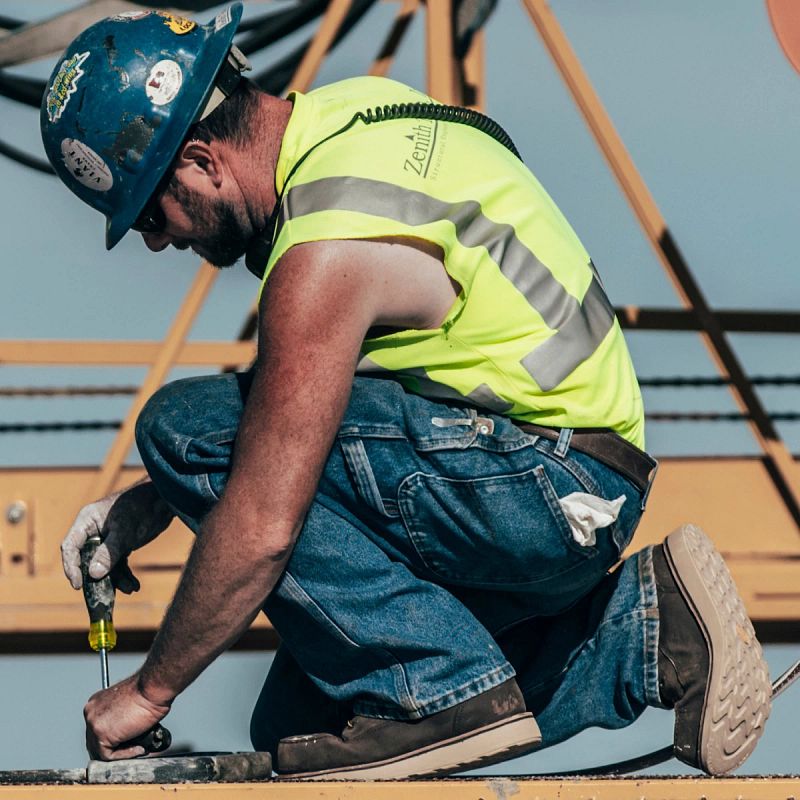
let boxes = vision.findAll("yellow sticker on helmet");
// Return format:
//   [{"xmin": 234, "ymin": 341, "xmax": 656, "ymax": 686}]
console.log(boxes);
[
  {"xmin": 156, "ymin": 12, "xmax": 196, "ymax": 35},
  {"xmin": 46, "ymin": 51, "xmax": 90, "ymax": 123}
]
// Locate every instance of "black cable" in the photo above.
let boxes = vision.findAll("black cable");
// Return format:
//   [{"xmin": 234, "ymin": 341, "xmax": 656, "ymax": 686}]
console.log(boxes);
[
  {"xmin": 0, "ymin": 2, "xmax": 332, "ymax": 108},
  {"xmin": 236, "ymin": 1, "xmax": 329, "ymax": 55},
  {"xmin": 252, "ymin": 0, "xmax": 377, "ymax": 95},
  {"xmin": 539, "ymin": 661, "xmax": 800, "ymax": 776},
  {"xmin": 0, "ymin": 74, "xmax": 56, "ymax": 170},
  {"xmin": 0, "ymin": 421, "xmax": 121, "ymax": 434},
  {"xmin": 5, "ymin": 410, "xmax": 800, "ymax": 434},
  {"xmin": 0, "ymin": 1, "xmax": 359, "ymax": 171},
  {"xmin": 0, "ymin": 70, "xmax": 45, "ymax": 107},
  {"xmin": 0, "ymin": 386, "xmax": 137, "ymax": 397},
  {"xmin": 0, "ymin": 138, "xmax": 54, "ymax": 174},
  {"xmin": 640, "ymin": 374, "xmax": 800, "ymax": 388},
  {"xmin": 7, "ymin": 374, "xmax": 800, "ymax": 398},
  {"xmin": 0, "ymin": 14, "xmax": 23, "ymax": 30},
  {"xmin": 647, "ymin": 411, "xmax": 800, "ymax": 422},
  {"xmin": 548, "ymin": 745, "xmax": 674, "ymax": 777}
]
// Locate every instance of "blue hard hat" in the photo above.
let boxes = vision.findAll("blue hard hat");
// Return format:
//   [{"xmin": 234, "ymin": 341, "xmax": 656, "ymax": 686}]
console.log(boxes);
[{"xmin": 40, "ymin": 4, "xmax": 245, "ymax": 249}]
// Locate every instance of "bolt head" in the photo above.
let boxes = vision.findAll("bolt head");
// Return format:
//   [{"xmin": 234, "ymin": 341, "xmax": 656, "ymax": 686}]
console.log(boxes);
[{"xmin": 5, "ymin": 501, "xmax": 26, "ymax": 525}]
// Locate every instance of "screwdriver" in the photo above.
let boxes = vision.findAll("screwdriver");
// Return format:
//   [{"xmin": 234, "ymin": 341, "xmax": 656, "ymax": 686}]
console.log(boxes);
[
  {"xmin": 80, "ymin": 535, "xmax": 116, "ymax": 688},
  {"xmin": 80, "ymin": 535, "xmax": 171, "ymax": 754}
]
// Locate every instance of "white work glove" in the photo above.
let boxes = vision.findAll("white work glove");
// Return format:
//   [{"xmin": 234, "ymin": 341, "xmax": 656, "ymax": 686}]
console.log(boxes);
[{"xmin": 61, "ymin": 480, "xmax": 175, "ymax": 594}]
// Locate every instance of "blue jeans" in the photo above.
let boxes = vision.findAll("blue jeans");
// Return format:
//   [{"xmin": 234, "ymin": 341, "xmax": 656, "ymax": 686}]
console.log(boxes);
[{"xmin": 135, "ymin": 373, "xmax": 663, "ymax": 756}]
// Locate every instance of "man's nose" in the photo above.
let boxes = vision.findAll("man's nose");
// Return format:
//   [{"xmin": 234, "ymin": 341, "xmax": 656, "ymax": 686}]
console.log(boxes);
[{"xmin": 141, "ymin": 231, "xmax": 171, "ymax": 252}]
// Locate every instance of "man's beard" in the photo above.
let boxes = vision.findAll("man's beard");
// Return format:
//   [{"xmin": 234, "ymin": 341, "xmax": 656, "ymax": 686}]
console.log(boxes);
[{"xmin": 166, "ymin": 177, "xmax": 251, "ymax": 268}]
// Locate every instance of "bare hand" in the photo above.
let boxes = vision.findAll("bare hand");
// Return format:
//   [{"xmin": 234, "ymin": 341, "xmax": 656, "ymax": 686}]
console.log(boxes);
[
  {"xmin": 84, "ymin": 674, "xmax": 171, "ymax": 761},
  {"xmin": 61, "ymin": 481, "xmax": 175, "ymax": 593}
]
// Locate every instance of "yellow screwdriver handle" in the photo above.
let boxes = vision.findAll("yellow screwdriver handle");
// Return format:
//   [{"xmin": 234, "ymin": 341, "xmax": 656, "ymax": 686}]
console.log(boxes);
[{"xmin": 80, "ymin": 536, "xmax": 117, "ymax": 652}]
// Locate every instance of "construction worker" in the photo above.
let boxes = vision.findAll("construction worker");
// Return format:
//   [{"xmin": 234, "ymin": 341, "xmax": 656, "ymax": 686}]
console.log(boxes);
[{"xmin": 46, "ymin": 4, "xmax": 771, "ymax": 779}]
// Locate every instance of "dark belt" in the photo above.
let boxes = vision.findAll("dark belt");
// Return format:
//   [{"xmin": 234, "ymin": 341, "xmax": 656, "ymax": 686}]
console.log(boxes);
[{"xmin": 514, "ymin": 422, "xmax": 658, "ymax": 495}]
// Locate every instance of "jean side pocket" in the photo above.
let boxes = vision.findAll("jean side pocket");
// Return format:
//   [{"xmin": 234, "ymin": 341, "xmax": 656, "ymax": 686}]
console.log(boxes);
[
  {"xmin": 340, "ymin": 438, "xmax": 398, "ymax": 517},
  {"xmin": 398, "ymin": 465, "xmax": 596, "ymax": 589}
]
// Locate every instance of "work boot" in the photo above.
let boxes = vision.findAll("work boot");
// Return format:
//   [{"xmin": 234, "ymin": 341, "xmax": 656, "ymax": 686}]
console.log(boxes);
[
  {"xmin": 276, "ymin": 678, "xmax": 541, "ymax": 780},
  {"xmin": 653, "ymin": 524, "xmax": 771, "ymax": 775}
]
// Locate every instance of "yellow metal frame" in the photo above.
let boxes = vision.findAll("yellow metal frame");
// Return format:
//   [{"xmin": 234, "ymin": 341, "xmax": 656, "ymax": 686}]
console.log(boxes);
[
  {"xmin": 89, "ymin": 264, "xmax": 219, "ymax": 502},
  {"xmin": 369, "ymin": 0, "xmax": 420, "ymax": 78},
  {"xmin": 1, "ymin": 1, "xmax": 798, "ymax": 636},
  {"xmin": 287, "ymin": 0, "xmax": 354, "ymax": 96},
  {"xmin": 0, "ymin": 340, "xmax": 255, "ymax": 366},
  {"xmin": 1, "ymin": 777, "xmax": 799, "ymax": 798},
  {"xmin": 521, "ymin": 0, "xmax": 800, "ymax": 524},
  {"xmin": 2, "ymin": 457, "xmax": 798, "ymax": 634}
]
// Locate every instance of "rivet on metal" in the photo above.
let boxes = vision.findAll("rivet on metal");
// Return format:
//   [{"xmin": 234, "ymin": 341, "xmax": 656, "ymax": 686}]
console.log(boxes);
[{"xmin": 6, "ymin": 501, "xmax": 27, "ymax": 525}]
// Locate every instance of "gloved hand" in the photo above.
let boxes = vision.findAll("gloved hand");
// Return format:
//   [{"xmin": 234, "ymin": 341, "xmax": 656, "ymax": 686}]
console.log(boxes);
[{"xmin": 61, "ymin": 480, "xmax": 175, "ymax": 594}]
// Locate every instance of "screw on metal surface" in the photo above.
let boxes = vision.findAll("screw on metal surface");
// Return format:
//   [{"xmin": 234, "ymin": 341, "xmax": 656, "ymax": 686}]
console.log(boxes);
[{"xmin": 5, "ymin": 502, "xmax": 26, "ymax": 524}]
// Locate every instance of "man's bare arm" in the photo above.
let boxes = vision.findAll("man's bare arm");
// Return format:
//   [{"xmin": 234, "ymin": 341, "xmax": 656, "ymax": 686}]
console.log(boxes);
[
  {"xmin": 83, "ymin": 236, "xmax": 453, "ymax": 758},
  {"xmin": 136, "ymin": 245, "xmax": 375, "ymax": 704}
]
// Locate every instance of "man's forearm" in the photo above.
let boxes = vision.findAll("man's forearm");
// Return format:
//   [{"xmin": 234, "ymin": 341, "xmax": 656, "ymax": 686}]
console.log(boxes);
[
  {"xmin": 136, "ymin": 499, "xmax": 294, "ymax": 706},
  {"xmin": 133, "ymin": 238, "xmax": 381, "ymax": 708}
]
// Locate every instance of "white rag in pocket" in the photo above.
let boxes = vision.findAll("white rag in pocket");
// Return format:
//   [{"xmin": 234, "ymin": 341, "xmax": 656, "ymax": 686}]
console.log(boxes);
[{"xmin": 557, "ymin": 492, "xmax": 626, "ymax": 547}]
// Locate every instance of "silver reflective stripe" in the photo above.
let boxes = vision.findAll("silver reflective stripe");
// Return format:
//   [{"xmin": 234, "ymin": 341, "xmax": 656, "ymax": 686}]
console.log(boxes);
[
  {"xmin": 355, "ymin": 359, "xmax": 514, "ymax": 414},
  {"xmin": 465, "ymin": 383, "xmax": 514, "ymax": 414},
  {"xmin": 356, "ymin": 355, "xmax": 389, "ymax": 374},
  {"xmin": 403, "ymin": 369, "xmax": 513, "ymax": 414},
  {"xmin": 280, "ymin": 176, "xmax": 615, "ymax": 390},
  {"xmin": 402, "ymin": 365, "xmax": 483, "ymax": 406},
  {"xmin": 521, "ymin": 275, "xmax": 615, "ymax": 391}
]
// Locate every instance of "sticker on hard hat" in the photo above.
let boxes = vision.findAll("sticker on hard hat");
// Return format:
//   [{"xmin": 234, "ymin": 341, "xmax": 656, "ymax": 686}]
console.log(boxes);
[
  {"xmin": 111, "ymin": 11, "xmax": 151, "ymax": 22},
  {"xmin": 146, "ymin": 60, "xmax": 183, "ymax": 106},
  {"xmin": 215, "ymin": 8, "xmax": 233, "ymax": 32},
  {"xmin": 61, "ymin": 139, "xmax": 114, "ymax": 192},
  {"xmin": 46, "ymin": 51, "xmax": 90, "ymax": 123},
  {"xmin": 156, "ymin": 12, "xmax": 196, "ymax": 35}
]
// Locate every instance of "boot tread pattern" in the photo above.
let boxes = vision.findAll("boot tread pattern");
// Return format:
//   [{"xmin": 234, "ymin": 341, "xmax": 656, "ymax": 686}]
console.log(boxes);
[{"xmin": 680, "ymin": 524, "xmax": 771, "ymax": 774}]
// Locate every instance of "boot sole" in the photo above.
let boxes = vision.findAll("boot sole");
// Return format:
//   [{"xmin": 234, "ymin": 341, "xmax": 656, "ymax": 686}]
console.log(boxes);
[
  {"xmin": 663, "ymin": 524, "xmax": 771, "ymax": 775},
  {"xmin": 279, "ymin": 713, "xmax": 541, "ymax": 780}
]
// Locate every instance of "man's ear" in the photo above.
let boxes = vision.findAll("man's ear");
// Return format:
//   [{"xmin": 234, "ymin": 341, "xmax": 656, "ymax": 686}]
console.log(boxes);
[{"xmin": 176, "ymin": 139, "xmax": 223, "ymax": 188}]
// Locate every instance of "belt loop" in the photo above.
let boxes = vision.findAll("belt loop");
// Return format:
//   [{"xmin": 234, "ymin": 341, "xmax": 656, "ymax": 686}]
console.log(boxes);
[
  {"xmin": 555, "ymin": 427, "xmax": 573, "ymax": 458},
  {"xmin": 640, "ymin": 460, "xmax": 660, "ymax": 510}
]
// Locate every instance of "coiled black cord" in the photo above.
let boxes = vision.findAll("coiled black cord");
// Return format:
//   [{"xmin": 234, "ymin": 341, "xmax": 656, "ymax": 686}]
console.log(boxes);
[
  {"xmin": 354, "ymin": 102, "xmax": 521, "ymax": 160},
  {"xmin": 284, "ymin": 100, "xmax": 522, "ymax": 191}
]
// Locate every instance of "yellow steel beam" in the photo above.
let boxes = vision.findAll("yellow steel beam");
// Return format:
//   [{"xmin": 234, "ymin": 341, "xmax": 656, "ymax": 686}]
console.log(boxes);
[
  {"xmin": 0, "ymin": 340, "xmax": 255, "ymax": 366},
  {"xmin": 2, "ymin": 459, "xmax": 799, "ymax": 633},
  {"xmin": 519, "ymin": 0, "xmax": 658, "ymax": 235},
  {"xmin": 369, "ymin": 0, "xmax": 419, "ymax": 77},
  {"xmin": 88, "ymin": 263, "xmax": 218, "ymax": 501},
  {"xmin": 635, "ymin": 458, "xmax": 800, "ymax": 555},
  {"xmin": 520, "ymin": 0, "xmax": 800, "ymax": 528},
  {"xmin": 0, "ymin": 777, "xmax": 799, "ymax": 798},
  {"xmin": 425, "ymin": 0, "xmax": 459, "ymax": 103},
  {"xmin": 462, "ymin": 28, "xmax": 486, "ymax": 111},
  {"xmin": 0, "ymin": 466, "xmax": 271, "ymax": 634},
  {"xmin": 286, "ymin": 0, "xmax": 353, "ymax": 95}
]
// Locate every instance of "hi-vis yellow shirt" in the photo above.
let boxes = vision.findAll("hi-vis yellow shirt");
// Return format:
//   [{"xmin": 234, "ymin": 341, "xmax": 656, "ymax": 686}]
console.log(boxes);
[{"xmin": 258, "ymin": 77, "xmax": 645, "ymax": 449}]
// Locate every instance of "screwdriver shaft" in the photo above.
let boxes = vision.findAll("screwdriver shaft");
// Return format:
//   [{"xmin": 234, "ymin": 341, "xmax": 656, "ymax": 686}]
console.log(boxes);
[{"xmin": 100, "ymin": 647, "xmax": 109, "ymax": 690}]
